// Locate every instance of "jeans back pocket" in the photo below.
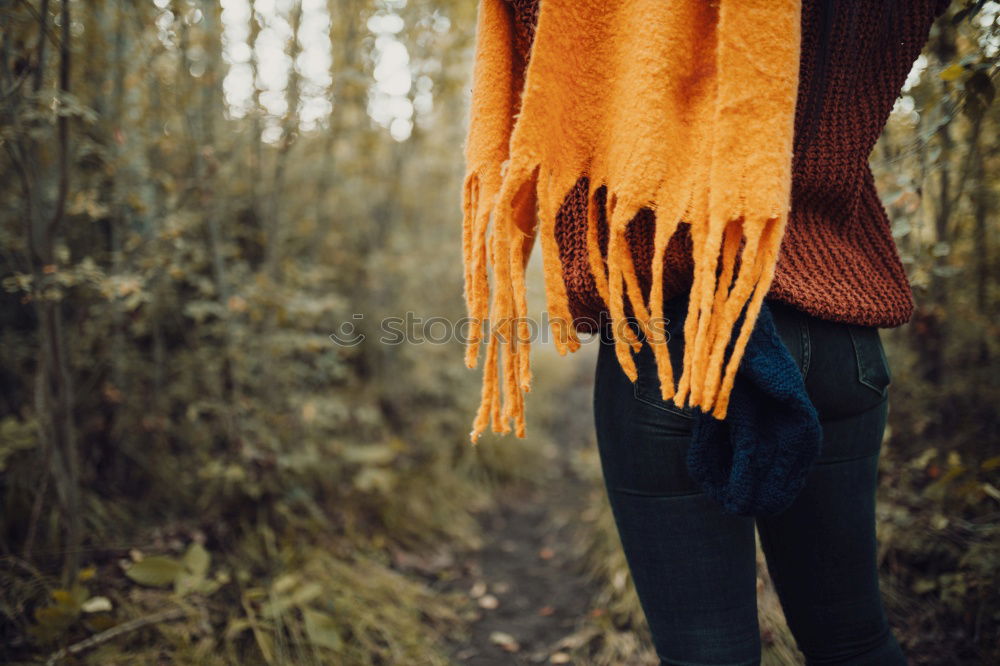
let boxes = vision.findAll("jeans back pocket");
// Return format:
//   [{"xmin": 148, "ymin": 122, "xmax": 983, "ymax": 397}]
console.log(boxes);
[
  {"xmin": 848, "ymin": 326, "xmax": 891, "ymax": 397},
  {"xmin": 631, "ymin": 335, "xmax": 694, "ymax": 419}
]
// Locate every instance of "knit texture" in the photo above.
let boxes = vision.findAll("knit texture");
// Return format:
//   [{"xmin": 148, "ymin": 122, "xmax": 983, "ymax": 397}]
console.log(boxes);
[
  {"xmin": 507, "ymin": 0, "xmax": 951, "ymax": 332},
  {"xmin": 686, "ymin": 298, "xmax": 823, "ymax": 517},
  {"xmin": 462, "ymin": 0, "xmax": 802, "ymax": 442}
]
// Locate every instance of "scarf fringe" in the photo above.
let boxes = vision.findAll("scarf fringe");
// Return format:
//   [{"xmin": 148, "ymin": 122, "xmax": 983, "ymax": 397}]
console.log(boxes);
[
  {"xmin": 464, "ymin": 155, "xmax": 789, "ymax": 444},
  {"xmin": 462, "ymin": 0, "xmax": 799, "ymax": 444}
]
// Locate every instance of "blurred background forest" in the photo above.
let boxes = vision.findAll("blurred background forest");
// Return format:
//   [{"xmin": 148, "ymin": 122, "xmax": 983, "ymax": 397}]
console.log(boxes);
[{"xmin": 0, "ymin": 0, "xmax": 998, "ymax": 664}]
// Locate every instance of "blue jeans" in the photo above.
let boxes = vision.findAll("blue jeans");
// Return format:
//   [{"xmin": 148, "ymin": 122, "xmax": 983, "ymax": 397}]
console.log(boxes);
[{"xmin": 592, "ymin": 298, "xmax": 905, "ymax": 665}]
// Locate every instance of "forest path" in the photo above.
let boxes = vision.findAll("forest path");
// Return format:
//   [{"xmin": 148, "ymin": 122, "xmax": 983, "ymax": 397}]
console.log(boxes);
[{"xmin": 441, "ymin": 450, "xmax": 603, "ymax": 665}]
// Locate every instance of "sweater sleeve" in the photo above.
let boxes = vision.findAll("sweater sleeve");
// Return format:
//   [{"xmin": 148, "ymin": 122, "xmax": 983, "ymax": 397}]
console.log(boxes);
[{"xmin": 841, "ymin": 0, "xmax": 952, "ymax": 158}]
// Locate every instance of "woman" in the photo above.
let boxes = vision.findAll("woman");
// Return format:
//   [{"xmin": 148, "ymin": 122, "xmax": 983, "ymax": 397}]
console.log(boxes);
[{"xmin": 466, "ymin": 0, "xmax": 950, "ymax": 663}]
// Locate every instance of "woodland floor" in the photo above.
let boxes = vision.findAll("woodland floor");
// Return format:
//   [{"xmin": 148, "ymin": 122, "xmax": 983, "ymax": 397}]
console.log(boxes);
[
  {"xmin": 430, "ymin": 447, "xmax": 993, "ymax": 666},
  {"xmin": 438, "ymin": 458, "xmax": 603, "ymax": 665}
]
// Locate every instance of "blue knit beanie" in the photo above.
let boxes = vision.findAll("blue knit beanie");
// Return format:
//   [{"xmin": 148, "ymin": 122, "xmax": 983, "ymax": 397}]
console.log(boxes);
[{"xmin": 682, "ymin": 300, "xmax": 823, "ymax": 517}]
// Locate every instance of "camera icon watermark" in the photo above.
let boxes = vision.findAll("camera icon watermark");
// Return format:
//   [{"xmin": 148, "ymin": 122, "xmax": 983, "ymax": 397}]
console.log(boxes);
[{"xmin": 329, "ymin": 313, "xmax": 367, "ymax": 346}]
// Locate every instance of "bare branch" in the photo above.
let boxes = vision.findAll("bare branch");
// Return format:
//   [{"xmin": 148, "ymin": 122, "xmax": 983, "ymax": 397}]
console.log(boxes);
[
  {"xmin": 44, "ymin": 607, "xmax": 187, "ymax": 666},
  {"xmin": 33, "ymin": 0, "xmax": 50, "ymax": 92},
  {"xmin": 47, "ymin": 0, "xmax": 69, "ymax": 235}
]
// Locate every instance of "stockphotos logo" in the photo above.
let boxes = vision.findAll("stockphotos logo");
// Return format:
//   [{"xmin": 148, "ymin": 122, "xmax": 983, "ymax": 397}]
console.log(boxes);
[{"xmin": 328, "ymin": 312, "xmax": 673, "ymax": 347}]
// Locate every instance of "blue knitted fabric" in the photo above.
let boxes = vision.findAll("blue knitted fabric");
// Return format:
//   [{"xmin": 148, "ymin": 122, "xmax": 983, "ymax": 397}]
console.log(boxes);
[{"xmin": 685, "ymin": 302, "xmax": 823, "ymax": 517}]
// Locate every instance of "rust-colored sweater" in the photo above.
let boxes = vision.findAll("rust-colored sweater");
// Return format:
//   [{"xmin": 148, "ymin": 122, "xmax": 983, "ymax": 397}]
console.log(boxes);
[{"xmin": 504, "ymin": 0, "xmax": 950, "ymax": 332}]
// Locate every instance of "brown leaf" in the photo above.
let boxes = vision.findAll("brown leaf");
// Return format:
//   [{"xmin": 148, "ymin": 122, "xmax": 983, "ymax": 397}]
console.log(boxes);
[{"xmin": 489, "ymin": 631, "xmax": 520, "ymax": 652}]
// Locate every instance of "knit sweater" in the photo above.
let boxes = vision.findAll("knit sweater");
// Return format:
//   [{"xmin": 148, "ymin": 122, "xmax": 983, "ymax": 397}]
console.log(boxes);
[{"xmin": 503, "ymin": 0, "xmax": 951, "ymax": 332}]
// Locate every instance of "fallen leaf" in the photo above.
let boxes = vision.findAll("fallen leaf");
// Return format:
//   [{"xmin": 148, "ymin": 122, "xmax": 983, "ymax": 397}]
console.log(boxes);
[
  {"xmin": 183, "ymin": 542, "xmax": 211, "ymax": 578},
  {"xmin": 126, "ymin": 556, "xmax": 184, "ymax": 587},
  {"xmin": 391, "ymin": 547, "xmax": 455, "ymax": 575},
  {"xmin": 303, "ymin": 609, "xmax": 343, "ymax": 651},
  {"xmin": 489, "ymin": 631, "xmax": 520, "ymax": 652},
  {"xmin": 81, "ymin": 596, "xmax": 112, "ymax": 613},
  {"xmin": 939, "ymin": 63, "xmax": 965, "ymax": 81}
]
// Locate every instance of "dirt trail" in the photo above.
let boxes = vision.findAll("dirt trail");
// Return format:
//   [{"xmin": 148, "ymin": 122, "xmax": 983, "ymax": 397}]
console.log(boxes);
[{"xmin": 441, "ymin": 455, "xmax": 601, "ymax": 665}]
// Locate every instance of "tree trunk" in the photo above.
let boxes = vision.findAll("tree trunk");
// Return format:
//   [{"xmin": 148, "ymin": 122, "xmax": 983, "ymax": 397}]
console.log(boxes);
[{"xmin": 264, "ymin": 1, "xmax": 303, "ymax": 282}]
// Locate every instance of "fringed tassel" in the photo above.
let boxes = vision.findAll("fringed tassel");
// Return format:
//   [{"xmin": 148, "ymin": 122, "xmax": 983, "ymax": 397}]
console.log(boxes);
[
  {"xmin": 499, "ymin": 305, "xmax": 519, "ymax": 433},
  {"xmin": 680, "ymin": 211, "xmax": 727, "ymax": 407},
  {"xmin": 710, "ymin": 216, "xmax": 784, "ymax": 417},
  {"xmin": 618, "ymin": 205, "xmax": 654, "ymax": 331},
  {"xmin": 586, "ymin": 179, "xmax": 610, "ymax": 306},
  {"xmin": 617, "ymin": 200, "xmax": 672, "ymax": 395},
  {"xmin": 462, "ymin": 173, "xmax": 478, "ymax": 323},
  {"xmin": 673, "ymin": 166, "xmax": 711, "ymax": 407},
  {"xmin": 647, "ymin": 196, "xmax": 687, "ymax": 402},
  {"xmin": 537, "ymin": 171, "xmax": 581, "ymax": 357},
  {"xmin": 711, "ymin": 219, "xmax": 746, "ymax": 327},
  {"xmin": 468, "ymin": 176, "xmax": 515, "ymax": 442},
  {"xmin": 605, "ymin": 193, "xmax": 642, "ymax": 382},
  {"xmin": 470, "ymin": 308, "xmax": 499, "ymax": 444},
  {"xmin": 509, "ymin": 168, "xmax": 538, "ymax": 394},
  {"xmin": 463, "ymin": 0, "xmax": 799, "ymax": 445},
  {"xmin": 492, "ymin": 165, "xmax": 522, "ymax": 436},
  {"xmin": 699, "ymin": 224, "xmax": 764, "ymax": 411},
  {"xmin": 696, "ymin": 217, "xmax": 745, "ymax": 396},
  {"xmin": 464, "ymin": 167, "xmax": 502, "ymax": 444},
  {"xmin": 468, "ymin": 159, "xmax": 550, "ymax": 442},
  {"xmin": 470, "ymin": 175, "xmax": 788, "ymax": 440},
  {"xmin": 462, "ymin": 173, "xmax": 483, "ymax": 368}
]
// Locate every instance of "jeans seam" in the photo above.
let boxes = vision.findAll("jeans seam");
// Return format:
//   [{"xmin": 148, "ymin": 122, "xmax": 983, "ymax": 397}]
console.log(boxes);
[
  {"xmin": 802, "ymin": 623, "xmax": 893, "ymax": 665},
  {"xmin": 800, "ymin": 316, "xmax": 811, "ymax": 380},
  {"xmin": 812, "ymin": 449, "xmax": 881, "ymax": 465},
  {"xmin": 812, "ymin": 398, "xmax": 888, "ymax": 464},
  {"xmin": 632, "ymin": 352, "xmax": 696, "ymax": 419},
  {"xmin": 609, "ymin": 485, "xmax": 704, "ymax": 500},
  {"xmin": 817, "ymin": 397, "xmax": 888, "ymax": 425},
  {"xmin": 632, "ymin": 385, "xmax": 696, "ymax": 419}
]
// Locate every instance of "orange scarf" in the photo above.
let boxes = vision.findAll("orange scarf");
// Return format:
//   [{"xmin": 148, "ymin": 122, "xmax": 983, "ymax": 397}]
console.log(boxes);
[{"xmin": 462, "ymin": 0, "xmax": 802, "ymax": 443}]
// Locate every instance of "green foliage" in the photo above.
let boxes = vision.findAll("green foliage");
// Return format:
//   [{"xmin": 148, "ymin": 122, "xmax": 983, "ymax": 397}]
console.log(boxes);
[
  {"xmin": 125, "ymin": 557, "xmax": 187, "ymax": 588},
  {"xmin": 123, "ymin": 543, "xmax": 219, "ymax": 597},
  {"xmin": 0, "ymin": 417, "xmax": 37, "ymax": 472},
  {"xmin": 0, "ymin": 0, "xmax": 510, "ymax": 663},
  {"xmin": 26, "ymin": 566, "xmax": 115, "ymax": 647},
  {"xmin": 875, "ymin": 445, "xmax": 1000, "ymax": 662}
]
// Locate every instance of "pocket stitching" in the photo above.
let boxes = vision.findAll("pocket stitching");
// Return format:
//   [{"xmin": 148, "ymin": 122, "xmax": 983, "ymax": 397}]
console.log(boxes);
[
  {"xmin": 628, "ymin": 311, "xmax": 697, "ymax": 419},
  {"xmin": 849, "ymin": 327, "xmax": 890, "ymax": 397},
  {"xmin": 632, "ymin": 378, "xmax": 695, "ymax": 419}
]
